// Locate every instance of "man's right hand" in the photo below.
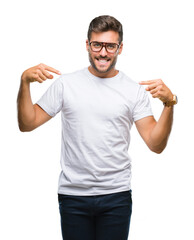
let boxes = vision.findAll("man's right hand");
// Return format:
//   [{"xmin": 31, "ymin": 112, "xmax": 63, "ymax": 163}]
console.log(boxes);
[{"xmin": 21, "ymin": 63, "xmax": 61, "ymax": 84}]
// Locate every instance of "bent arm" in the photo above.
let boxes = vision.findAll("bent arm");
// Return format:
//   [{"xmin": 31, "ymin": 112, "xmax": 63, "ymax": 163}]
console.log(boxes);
[
  {"xmin": 136, "ymin": 78, "xmax": 176, "ymax": 153},
  {"xmin": 135, "ymin": 106, "xmax": 173, "ymax": 153},
  {"xmin": 17, "ymin": 63, "xmax": 61, "ymax": 132},
  {"xmin": 17, "ymin": 80, "xmax": 52, "ymax": 132}
]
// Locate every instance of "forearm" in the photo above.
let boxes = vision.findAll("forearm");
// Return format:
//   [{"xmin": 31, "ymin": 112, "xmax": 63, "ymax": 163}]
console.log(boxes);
[
  {"xmin": 17, "ymin": 79, "xmax": 35, "ymax": 131},
  {"xmin": 149, "ymin": 106, "xmax": 174, "ymax": 153}
]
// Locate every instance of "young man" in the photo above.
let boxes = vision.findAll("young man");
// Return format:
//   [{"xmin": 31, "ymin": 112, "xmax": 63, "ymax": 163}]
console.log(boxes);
[{"xmin": 17, "ymin": 15, "xmax": 177, "ymax": 240}]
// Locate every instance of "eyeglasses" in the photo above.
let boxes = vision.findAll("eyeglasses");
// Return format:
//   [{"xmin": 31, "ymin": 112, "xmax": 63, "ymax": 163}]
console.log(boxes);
[{"xmin": 89, "ymin": 41, "xmax": 120, "ymax": 54}]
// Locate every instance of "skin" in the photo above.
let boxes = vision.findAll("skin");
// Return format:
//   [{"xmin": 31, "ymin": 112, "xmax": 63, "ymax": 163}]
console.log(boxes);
[
  {"xmin": 17, "ymin": 63, "xmax": 61, "ymax": 131},
  {"xmin": 86, "ymin": 31, "xmax": 123, "ymax": 78},
  {"xmin": 136, "ymin": 80, "xmax": 174, "ymax": 153},
  {"xmin": 17, "ymin": 31, "xmax": 174, "ymax": 153}
]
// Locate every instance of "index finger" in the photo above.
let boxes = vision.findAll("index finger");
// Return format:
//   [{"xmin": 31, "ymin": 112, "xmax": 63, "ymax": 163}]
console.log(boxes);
[
  {"xmin": 44, "ymin": 64, "xmax": 61, "ymax": 75},
  {"xmin": 139, "ymin": 79, "xmax": 158, "ymax": 85}
]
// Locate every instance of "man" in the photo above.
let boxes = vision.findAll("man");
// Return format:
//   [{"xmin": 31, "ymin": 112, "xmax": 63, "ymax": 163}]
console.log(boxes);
[{"xmin": 17, "ymin": 15, "xmax": 177, "ymax": 240}]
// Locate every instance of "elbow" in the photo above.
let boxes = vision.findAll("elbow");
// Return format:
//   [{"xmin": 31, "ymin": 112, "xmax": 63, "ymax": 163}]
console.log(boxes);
[
  {"xmin": 148, "ymin": 137, "xmax": 168, "ymax": 154},
  {"xmin": 152, "ymin": 148, "xmax": 164, "ymax": 154},
  {"xmin": 149, "ymin": 144, "xmax": 166, "ymax": 154},
  {"xmin": 19, "ymin": 126, "xmax": 26, "ymax": 132},
  {"xmin": 18, "ymin": 122, "xmax": 35, "ymax": 132},
  {"xmin": 19, "ymin": 127, "xmax": 31, "ymax": 132},
  {"xmin": 19, "ymin": 126, "xmax": 32, "ymax": 132},
  {"xmin": 19, "ymin": 127, "xmax": 35, "ymax": 132}
]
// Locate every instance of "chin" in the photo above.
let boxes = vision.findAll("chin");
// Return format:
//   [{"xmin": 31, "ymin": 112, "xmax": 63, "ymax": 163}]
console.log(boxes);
[
  {"xmin": 91, "ymin": 60, "xmax": 115, "ymax": 74},
  {"xmin": 96, "ymin": 66, "xmax": 110, "ymax": 73}
]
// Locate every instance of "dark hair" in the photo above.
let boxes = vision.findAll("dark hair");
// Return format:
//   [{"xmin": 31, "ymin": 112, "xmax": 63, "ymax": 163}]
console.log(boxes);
[{"xmin": 87, "ymin": 15, "xmax": 123, "ymax": 44}]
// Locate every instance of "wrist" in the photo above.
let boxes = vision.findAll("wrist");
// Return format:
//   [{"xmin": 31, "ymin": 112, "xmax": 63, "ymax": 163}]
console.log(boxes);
[
  {"xmin": 21, "ymin": 71, "xmax": 31, "ymax": 85},
  {"xmin": 163, "ymin": 94, "xmax": 178, "ymax": 107}
]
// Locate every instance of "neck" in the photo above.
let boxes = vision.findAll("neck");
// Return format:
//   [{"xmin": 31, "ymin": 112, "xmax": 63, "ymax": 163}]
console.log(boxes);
[{"xmin": 88, "ymin": 66, "xmax": 118, "ymax": 78}]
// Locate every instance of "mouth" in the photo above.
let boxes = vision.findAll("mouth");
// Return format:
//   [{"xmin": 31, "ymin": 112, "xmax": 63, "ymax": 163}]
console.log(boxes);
[{"xmin": 95, "ymin": 57, "xmax": 111, "ymax": 66}]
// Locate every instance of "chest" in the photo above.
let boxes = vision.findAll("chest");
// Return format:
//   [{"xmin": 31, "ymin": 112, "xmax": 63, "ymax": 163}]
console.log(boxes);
[{"xmin": 62, "ymin": 82, "xmax": 132, "ymax": 124}]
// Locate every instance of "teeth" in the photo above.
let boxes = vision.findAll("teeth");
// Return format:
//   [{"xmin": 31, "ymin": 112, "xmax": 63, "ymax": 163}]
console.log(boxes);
[{"xmin": 99, "ymin": 60, "xmax": 108, "ymax": 62}]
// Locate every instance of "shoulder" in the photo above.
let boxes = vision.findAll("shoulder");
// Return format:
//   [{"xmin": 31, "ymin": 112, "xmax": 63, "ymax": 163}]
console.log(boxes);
[
  {"xmin": 120, "ymin": 71, "xmax": 140, "ymax": 88},
  {"xmin": 59, "ymin": 68, "xmax": 86, "ymax": 83},
  {"xmin": 119, "ymin": 71, "xmax": 144, "ymax": 95}
]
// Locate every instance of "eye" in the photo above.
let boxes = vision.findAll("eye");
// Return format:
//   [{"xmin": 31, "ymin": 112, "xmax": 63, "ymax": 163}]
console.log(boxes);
[
  {"xmin": 107, "ymin": 43, "xmax": 117, "ymax": 50},
  {"xmin": 93, "ymin": 42, "xmax": 101, "ymax": 47}
]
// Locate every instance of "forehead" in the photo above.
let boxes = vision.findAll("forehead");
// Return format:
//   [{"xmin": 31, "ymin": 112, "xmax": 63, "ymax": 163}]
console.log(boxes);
[{"xmin": 90, "ymin": 31, "xmax": 119, "ymax": 43}]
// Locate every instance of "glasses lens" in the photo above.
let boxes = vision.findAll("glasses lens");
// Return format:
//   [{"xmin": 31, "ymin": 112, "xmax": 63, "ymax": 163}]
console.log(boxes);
[
  {"xmin": 91, "ymin": 42, "xmax": 102, "ymax": 52},
  {"xmin": 106, "ymin": 43, "xmax": 118, "ymax": 53}
]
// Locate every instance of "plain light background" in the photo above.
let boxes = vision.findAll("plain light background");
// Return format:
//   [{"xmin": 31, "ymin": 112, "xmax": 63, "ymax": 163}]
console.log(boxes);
[{"xmin": 0, "ymin": 0, "xmax": 193, "ymax": 239}]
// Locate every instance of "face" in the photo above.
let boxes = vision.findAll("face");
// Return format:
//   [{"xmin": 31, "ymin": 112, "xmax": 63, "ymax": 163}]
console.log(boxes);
[{"xmin": 86, "ymin": 31, "xmax": 123, "ymax": 78}]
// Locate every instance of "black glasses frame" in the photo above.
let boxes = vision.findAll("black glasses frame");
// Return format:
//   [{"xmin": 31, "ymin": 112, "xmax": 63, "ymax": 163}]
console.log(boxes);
[{"xmin": 89, "ymin": 41, "xmax": 120, "ymax": 53}]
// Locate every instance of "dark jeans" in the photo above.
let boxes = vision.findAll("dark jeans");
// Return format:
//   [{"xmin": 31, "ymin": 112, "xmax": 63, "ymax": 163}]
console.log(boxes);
[{"xmin": 58, "ymin": 190, "xmax": 132, "ymax": 240}]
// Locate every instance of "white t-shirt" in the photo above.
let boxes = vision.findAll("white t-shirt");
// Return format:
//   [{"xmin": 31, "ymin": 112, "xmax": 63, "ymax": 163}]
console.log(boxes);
[{"xmin": 37, "ymin": 68, "xmax": 153, "ymax": 196}]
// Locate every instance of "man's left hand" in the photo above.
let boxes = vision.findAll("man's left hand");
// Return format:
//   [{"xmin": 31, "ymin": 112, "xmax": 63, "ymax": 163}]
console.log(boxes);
[{"xmin": 139, "ymin": 79, "xmax": 173, "ymax": 103}]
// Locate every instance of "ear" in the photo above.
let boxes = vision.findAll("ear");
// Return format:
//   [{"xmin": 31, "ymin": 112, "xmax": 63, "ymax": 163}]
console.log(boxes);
[
  {"xmin": 118, "ymin": 42, "xmax": 123, "ymax": 55},
  {"xmin": 86, "ymin": 39, "xmax": 89, "ymax": 52}
]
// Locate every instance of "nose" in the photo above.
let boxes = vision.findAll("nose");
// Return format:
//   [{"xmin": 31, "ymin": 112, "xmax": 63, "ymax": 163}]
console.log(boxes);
[{"xmin": 99, "ymin": 46, "xmax": 107, "ymax": 57}]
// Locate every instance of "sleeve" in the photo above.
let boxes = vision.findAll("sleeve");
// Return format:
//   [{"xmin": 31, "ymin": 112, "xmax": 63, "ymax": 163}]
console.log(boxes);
[
  {"xmin": 36, "ymin": 78, "xmax": 63, "ymax": 117},
  {"xmin": 132, "ymin": 85, "xmax": 153, "ymax": 122}
]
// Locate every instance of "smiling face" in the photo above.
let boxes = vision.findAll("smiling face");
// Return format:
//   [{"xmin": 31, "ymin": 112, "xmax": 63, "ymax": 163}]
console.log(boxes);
[{"xmin": 86, "ymin": 31, "xmax": 123, "ymax": 78}]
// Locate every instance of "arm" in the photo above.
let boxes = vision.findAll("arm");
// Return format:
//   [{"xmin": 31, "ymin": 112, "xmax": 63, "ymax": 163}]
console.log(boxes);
[
  {"xmin": 135, "ymin": 107, "xmax": 173, "ymax": 154},
  {"xmin": 17, "ymin": 63, "xmax": 61, "ymax": 132},
  {"xmin": 135, "ymin": 79, "xmax": 176, "ymax": 154}
]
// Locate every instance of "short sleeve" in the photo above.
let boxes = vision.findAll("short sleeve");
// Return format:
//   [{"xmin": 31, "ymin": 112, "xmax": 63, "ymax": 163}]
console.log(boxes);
[
  {"xmin": 36, "ymin": 78, "xmax": 63, "ymax": 117},
  {"xmin": 132, "ymin": 85, "xmax": 153, "ymax": 122}
]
